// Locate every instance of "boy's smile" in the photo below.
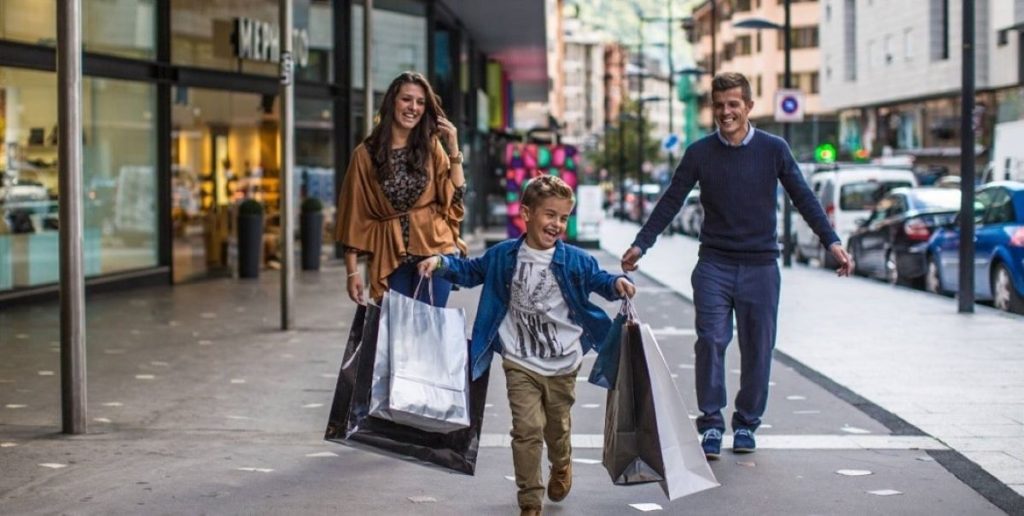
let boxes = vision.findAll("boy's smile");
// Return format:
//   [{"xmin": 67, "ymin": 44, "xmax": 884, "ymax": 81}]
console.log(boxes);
[{"xmin": 523, "ymin": 197, "xmax": 574, "ymax": 250}]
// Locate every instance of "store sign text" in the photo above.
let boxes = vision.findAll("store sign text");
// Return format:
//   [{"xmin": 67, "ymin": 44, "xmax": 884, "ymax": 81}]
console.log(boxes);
[{"xmin": 234, "ymin": 17, "xmax": 310, "ymax": 68}]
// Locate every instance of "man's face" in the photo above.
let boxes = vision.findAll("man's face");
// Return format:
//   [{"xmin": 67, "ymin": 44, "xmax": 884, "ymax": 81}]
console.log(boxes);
[{"xmin": 711, "ymin": 87, "xmax": 753, "ymax": 139}]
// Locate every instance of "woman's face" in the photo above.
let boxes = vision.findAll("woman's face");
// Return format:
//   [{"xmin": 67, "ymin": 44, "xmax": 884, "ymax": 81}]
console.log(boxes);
[{"xmin": 392, "ymin": 83, "xmax": 427, "ymax": 132}]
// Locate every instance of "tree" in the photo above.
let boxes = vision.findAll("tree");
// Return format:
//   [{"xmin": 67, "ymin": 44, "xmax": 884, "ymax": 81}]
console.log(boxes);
[{"xmin": 584, "ymin": 99, "xmax": 662, "ymax": 185}]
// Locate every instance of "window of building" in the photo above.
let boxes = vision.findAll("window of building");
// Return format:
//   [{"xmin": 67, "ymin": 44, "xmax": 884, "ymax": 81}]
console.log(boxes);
[
  {"xmin": 735, "ymin": 35, "xmax": 753, "ymax": 56},
  {"xmin": 1, "ymin": 68, "xmax": 158, "ymax": 291},
  {"xmin": 809, "ymin": 71, "xmax": 819, "ymax": 94},
  {"xmin": 734, "ymin": 0, "xmax": 752, "ymax": 12},
  {"xmin": 352, "ymin": 0, "xmax": 429, "ymax": 92},
  {"xmin": 884, "ymin": 34, "xmax": 894, "ymax": 65},
  {"xmin": 930, "ymin": 0, "xmax": 950, "ymax": 61},
  {"xmin": 904, "ymin": 28, "xmax": 914, "ymax": 61},
  {"xmin": 1, "ymin": 0, "xmax": 157, "ymax": 59},
  {"xmin": 844, "ymin": 0, "xmax": 857, "ymax": 81},
  {"xmin": 779, "ymin": 26, "xmax": 819, "ymax": 50},
  {"xmin": 756, "ymin": 31, "xmax": 762, "ymax": 53},
  {"xmin": 867, "ymin": 40, "xmax": 876, "ymax": 70}
]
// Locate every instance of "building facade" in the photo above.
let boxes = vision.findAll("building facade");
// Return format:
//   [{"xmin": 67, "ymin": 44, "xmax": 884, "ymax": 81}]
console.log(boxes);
[
  {"xmin": 821, "ymin": 0, "xmax": 1024, "ymax": 173},
  {"xmin": 561, "ymin": 17, "xmax": 606, "ymax": 150},
  {"xmin": 0, "ymin": 0, "xmax": 548, "ymax": 302},
  {"xmin": 689, "ymin": 0, "xmax": 836, "ymax": 159}
]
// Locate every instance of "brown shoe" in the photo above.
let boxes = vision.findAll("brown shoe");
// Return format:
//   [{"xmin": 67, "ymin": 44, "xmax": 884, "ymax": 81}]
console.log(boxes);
[
  {"xmin": 547, "ymin": 463, "xmax": 573, "ymax": 502},
  {"xmin": 520, "ymin": 507, "xmax": 542, "ymax": 516}
]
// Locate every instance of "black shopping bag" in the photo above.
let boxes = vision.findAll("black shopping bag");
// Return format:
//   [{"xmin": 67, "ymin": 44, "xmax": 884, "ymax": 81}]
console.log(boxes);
[
  {"xmin": 602, "ymin": 320, "xmax": 665, "ymax": 485},
  {"xmin": 601, "ymin": 303, "xmax": 719, "ymax": 500},
  {"xmin": 324, "ymin": 304, "xmax": 489, "ymax": 475}
]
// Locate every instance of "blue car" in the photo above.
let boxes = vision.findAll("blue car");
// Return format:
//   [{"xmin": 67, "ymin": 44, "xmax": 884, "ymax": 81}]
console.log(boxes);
[{"xmin": 925, "ymin": 182, "xmax": 1024, "ymax": 314}]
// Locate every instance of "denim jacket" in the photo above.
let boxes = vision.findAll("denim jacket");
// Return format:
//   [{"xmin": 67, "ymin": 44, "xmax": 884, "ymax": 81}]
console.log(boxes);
[{"xmin": 438, "ymin": 237, "xmax": 627, "ymax": 380}]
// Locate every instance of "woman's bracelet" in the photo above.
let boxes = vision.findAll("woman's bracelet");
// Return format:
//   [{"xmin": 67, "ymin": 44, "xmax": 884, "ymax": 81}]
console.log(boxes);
[
  {"xmin": 434, "ymin": 256, "xmax": 444, "ymax": 270},
  {"xmin": 347, "ymin": 271, "xmax": 360, "ymax": 278}
]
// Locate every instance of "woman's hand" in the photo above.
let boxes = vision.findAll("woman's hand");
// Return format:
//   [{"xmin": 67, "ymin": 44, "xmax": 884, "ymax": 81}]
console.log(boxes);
[
  {"xmin": 417, "ymin": 256, "xmax": 441, "ymax": 278},
  {"xmin": 616, "ymin": 277, "xmax": 637, "ymax": 299},
  {"xmin": 347, "ymin": 273, "xmax": 366, "ymax": 305},
  {"xmin": 436, "ymin": 117, "xmax": 459, "ymax": 154}
]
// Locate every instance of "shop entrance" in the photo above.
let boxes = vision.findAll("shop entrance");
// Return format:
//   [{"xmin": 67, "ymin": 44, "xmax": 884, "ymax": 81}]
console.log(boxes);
[{"xmin": 170, "ymin": 87, "xmax": 279, "ymax": 283}]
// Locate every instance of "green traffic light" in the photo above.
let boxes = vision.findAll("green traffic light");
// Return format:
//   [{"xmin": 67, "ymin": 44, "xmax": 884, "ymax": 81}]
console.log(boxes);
[{"xmin": 815, "ymin": 143, "xmax": 837, "ymax": 164}]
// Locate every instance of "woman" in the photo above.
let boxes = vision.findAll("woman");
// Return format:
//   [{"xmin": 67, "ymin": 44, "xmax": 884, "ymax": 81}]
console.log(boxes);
[{"xmin": 335, "ymin": 71, "xmax": 467, "ymax": 307}]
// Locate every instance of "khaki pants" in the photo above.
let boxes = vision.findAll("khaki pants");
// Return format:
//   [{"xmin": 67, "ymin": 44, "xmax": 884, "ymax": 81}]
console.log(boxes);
[{"xmin": 503, "ymin": 359, "xmax": 578, "ymax": 509}]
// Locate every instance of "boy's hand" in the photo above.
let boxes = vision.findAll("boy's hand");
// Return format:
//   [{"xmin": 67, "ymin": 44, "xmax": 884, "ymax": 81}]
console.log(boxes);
[
  {"xmin": 615, "ymin": 277, "xmax": 636, "ymax": 299},
  {"xmin": 417, "ymin": 256, "xmax": 441, "ymax": 278}
]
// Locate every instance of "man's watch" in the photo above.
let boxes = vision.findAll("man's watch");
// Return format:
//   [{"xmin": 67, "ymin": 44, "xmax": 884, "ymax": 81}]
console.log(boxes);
[{"xmin": 449, "ymin": 151, "xmax": 464, "ymax": 165}]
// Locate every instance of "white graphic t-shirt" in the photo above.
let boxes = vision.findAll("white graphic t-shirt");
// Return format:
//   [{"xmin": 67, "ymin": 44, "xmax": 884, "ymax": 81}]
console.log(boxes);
[{"xmin": 498, "ymin": 243, "xmax": 584, "ymax": 376}]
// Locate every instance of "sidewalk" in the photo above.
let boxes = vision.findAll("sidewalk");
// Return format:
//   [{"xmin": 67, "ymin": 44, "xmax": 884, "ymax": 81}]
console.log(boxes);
[{"xmin": 598, "ymin": 217, "xmax": 1024, "ymax": 497}]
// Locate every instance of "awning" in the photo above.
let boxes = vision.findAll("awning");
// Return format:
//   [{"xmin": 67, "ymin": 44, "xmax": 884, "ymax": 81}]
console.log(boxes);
[{"xmin": 439, "ymin": 0, "xmax": 549, "ymax": 102}]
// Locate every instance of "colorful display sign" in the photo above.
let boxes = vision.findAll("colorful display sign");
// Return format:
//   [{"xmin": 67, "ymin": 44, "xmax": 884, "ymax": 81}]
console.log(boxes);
[{"xmin": 504, "ymin": 143, "xmax": 579, "ymax": 239}]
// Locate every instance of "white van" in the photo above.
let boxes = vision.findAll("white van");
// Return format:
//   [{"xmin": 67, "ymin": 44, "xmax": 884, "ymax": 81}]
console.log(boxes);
[{"xmin": 793, "ymin": 166, "xmax": 918, "ymax": 267}]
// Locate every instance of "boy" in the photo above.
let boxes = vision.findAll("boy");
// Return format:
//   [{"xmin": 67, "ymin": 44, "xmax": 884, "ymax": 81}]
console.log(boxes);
[{"xmin": 418, "ymin": 176, "xmax": 635, "ymax": 516}]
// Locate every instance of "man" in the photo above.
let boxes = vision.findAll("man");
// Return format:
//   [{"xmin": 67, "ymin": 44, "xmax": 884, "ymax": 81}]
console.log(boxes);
[{"xmin": 621, "ymin": 72, "xmax": 852, "ymax": 459}]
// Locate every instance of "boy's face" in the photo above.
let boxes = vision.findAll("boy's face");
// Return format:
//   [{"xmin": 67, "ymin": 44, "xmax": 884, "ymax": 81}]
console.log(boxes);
[{"xmin": 522, "ymin": 196, "xmax": 574, "ymax": 250}]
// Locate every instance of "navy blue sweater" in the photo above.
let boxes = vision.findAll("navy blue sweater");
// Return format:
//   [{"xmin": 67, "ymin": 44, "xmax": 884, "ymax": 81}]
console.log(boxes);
[{"xmin": 633, "ymin": 129, "xmax": 840, "ymax": 264}]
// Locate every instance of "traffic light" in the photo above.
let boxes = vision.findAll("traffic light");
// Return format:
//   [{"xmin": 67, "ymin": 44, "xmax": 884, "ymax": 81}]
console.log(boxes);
[{"xmin": 814, "ymin": 143, "xmax": 837, "ymax": 164}]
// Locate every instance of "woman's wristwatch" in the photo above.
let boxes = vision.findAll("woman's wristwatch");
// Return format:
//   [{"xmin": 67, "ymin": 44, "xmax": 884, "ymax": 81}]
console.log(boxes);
[{"xmin": 449, "ymin": 151, "xmax": 463, "ymax": 165}]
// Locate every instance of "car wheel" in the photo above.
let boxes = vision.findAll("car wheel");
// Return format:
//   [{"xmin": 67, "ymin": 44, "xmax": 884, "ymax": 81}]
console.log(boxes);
[
  {"xmin": 818, "ymin": 244, "xmax": 837, "ymax": 269},
  {"xmin": 885, "ymin": 251, "xmax": 900, "ymax": 285},
  {"xmin": 992, "ymin": 262, "xmax": 1024, "ymax": 314},
  {"xmin": 850, "ymin": 242, "xmax": 866, "ymax": 277},
  {"xmin": 925, "ymin": 255, "xmax": 946, "ymax": 295}
]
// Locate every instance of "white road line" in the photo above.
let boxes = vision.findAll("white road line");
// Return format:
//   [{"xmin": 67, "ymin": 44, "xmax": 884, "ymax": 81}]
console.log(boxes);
[{"xmin": 478, "ymin": 433, "xmax": 947, "ymax": 450}]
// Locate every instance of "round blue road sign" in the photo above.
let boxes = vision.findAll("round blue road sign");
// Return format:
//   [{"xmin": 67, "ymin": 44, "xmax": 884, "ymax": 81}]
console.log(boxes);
[{"xmin": 781, "ymin": 96, "xmax": 799, "ymax": 114}]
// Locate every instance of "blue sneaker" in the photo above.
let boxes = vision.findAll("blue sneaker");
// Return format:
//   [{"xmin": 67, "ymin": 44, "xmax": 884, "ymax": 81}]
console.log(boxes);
[
  {"xmin": 733, "ymin": 428, "xmax": 756, "ymax": 453},
  {"xmin": 701, "ymin": 429, "xmax": 723, "ymax": 460}
]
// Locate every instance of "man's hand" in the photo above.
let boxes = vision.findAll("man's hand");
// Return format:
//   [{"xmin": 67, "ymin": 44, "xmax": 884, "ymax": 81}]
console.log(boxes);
[
  {"xmin": 417, "ymin": 256, "xmax": 441, "ymax": 278},
  {"xmin": 830, "ymin": 243, "xmax": 853, "ymax": 277},
  {"xmin": 347, "ymin": 273, "xmax": 366, "ymax": 305},
  {"xmin": 621, "ymin": 246, "xmax": 643, "ymax": 272},
  {"xmin": 616, "ymin": 277, "xmax": 637, "ymax": 299}
]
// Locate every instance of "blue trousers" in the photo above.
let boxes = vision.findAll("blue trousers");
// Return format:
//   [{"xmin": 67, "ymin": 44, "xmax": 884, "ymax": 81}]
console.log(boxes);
[
  {"xmin": 387, "ymin": 259, "xmax": 454, "ymax": 307},
  {"xmin": 691, "ymin": 259, "xmax": 780, "ymax": 433}
]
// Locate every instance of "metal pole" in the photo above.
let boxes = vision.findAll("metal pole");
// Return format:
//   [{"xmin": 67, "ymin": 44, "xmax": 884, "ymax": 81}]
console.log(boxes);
[
  {"xmin": 363, "ymin": 0, "xmax": 374, "ymax": 136},
  {"xmin": 958, "ymin": 0, "xmax": 976, "ymax": 313},
  {"xmin": 667, "ymin": 2, "xmax": 675, "ymax": 169},
  {"xmin": 710, "ymin": 1, "xmax": 717, "ymax": 77},
  {"xmin": 782, "ymin": 0, "xmax": 794, "ymax": 268},
  {"xmin": 618, "ymin": 118, "xmax": 626, "ymax": 220},
  {"xmin": 637, "ymin": 19, "xmax": 646, "ymax": 223},
  {"xmin": 57, "ymin": 0, "xmax": 87, "ymax": 435},
  {"xmin": 279, "ymin": 0, "xmax": 295, "ymax": 330}
]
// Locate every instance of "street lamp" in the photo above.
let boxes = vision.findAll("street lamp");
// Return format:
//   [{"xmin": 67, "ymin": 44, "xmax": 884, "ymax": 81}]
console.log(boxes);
[{"xmin": 734, "ymin": 1, "xmax": 795, "ymax": 267}]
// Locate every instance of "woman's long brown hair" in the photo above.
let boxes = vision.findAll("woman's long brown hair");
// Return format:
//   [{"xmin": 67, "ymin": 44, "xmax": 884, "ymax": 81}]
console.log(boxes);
[{"xmin": 364, "ymin": 71, "xmax": 447, "ymax": 181}]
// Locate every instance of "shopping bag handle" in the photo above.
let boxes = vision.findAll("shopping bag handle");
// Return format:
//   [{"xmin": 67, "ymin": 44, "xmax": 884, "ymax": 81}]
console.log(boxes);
[
  {"xmin": 620, "ymin": 295, "xmax": 640, "ymax": 322},
  {"xmin": 412, "ymin": 275, "xmax": 435, "ymax": 305}
]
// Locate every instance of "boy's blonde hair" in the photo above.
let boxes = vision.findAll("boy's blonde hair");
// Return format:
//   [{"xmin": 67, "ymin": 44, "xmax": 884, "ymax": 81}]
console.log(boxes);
[{"xmin": 521, "ymin": 175, "xmax": 575, "ymax": 209}]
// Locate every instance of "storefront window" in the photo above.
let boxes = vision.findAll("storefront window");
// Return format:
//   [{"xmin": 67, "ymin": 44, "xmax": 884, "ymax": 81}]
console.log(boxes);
[
  {"xmin": 0, "ymin": 0, "xmax": 156, "ymax": 59},
  {"xmin": 1, "ymin": 68, "xmax": 157, "ymax": 291},
  {"xmin": 296, "ymin": 97, "xmax": 335, "ymax": 222},
  {"xmin": 0, "ymin": 0, "xmax": 55, "ymax": 46},
  {"xmin": 171, "ymin": 87, "xmax": 280, "ymax": 282},
  {"xmin": 351, "ymin": 0, "xmax": 428, "ymax": 92},
  {"xmin": 172, "ymin": 0, "xmax": 330, "ymax": 80}
]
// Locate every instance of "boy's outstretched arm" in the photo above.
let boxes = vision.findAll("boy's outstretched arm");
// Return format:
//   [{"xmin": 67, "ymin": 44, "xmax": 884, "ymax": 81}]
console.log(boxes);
[
  {"xmin": 416, "ymin": 250, "xmax": 489, "ymax": 289},
  {"xmin": 583, "ymin": 254, "xmax": 636, "ymax": 301}
]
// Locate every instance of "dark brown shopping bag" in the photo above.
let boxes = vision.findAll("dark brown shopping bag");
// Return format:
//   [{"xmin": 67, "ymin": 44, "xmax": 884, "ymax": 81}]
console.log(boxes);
[
  {"xmin": 602, "ymin": 301, "xmax": 719, "ymax": 500},
  {"xmin": 324, "ymin": 304, "xmax": 489, "ymax": 475}
]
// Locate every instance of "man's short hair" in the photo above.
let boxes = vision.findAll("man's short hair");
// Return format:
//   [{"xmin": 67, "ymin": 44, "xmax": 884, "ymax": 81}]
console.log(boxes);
[
  {"xmin": 711, "ymin": 72, "xmax": 753, "ymax": 102},
  {"xmin": 521, "ymin": 175, "xmax": 575, "ymax": 208}
]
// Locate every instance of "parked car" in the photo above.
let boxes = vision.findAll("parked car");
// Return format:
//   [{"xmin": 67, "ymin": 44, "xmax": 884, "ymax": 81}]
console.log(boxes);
[
  {"xmin": 794, "ymin": 166, "xmax": 918, "ymax": 268},
  {"xmin": 847, "ymin": 187, "xmax": 960, "ymax": 287},
  {"xmin": 925, "ymin": 182, "xmax": 1024, "ymax": 314},
  {"xmin": 673, "ymin": 187, "xmax": 702, "ymax": 236}
]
